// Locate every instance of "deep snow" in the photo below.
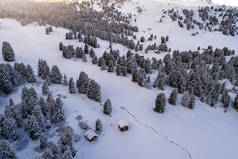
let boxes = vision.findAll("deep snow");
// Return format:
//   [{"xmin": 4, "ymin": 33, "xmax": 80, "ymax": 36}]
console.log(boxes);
[{"xmin": 0, "ymin": 0, "xmax": 238, "ymax": 159}]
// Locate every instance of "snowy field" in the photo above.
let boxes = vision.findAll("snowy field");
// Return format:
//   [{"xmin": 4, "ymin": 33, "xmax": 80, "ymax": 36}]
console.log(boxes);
[{"xmin": 0, "ymin": 0, "xmax": 238, "ymax": 159}]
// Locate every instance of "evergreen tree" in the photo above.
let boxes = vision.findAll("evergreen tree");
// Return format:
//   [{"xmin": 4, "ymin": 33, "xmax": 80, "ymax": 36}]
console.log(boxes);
[
  {"xmin": 233, "ymin": 94, "xmax": 238, "ymax": 111},
  {"xmin": 45, "ymin": 94, "xmax": 55, "ymax": 119},
  {"xmin": 100, "ymin": 58, "xmax": 107, "ymax": 71},
  {"xmin": 0, "ymin": 139, "xmax": 17, "ymax": 159},
  {"xmin": 38, "ymin": 59, "xmax": 50, "ymax": 80},
  {"xmin": 82, "ymin": 52, "xmax": 87, "ymax": 62},
  {"xmin": 75, "ymin": 47, "xmax": 83, "ymax": 58},
  {"xmin": 221, "ymin": 89, "xmax": 230, "ymax": 108},
  {"xmin": 168, "ymin": 89, "xmax": 178, "ymax": 105},
  {"xmin": 50, "ymin": 143, "xmax": 60, "ymax": 159},
  {"xmin": 89, "ymin": 48, "xmax": 95, "ymax": 58},
  {"xmin": 95, "ymin": 119, "xmax": 102, "ymax": 134},
  {"xmin": 50, "ymin": 97, "xmax": 64, "ymax": 123},
  {"xmin": 116, "ymin": 64, "xmax": 121, "ymax": 76},
  {"xmin": 59, "ymin": 42, "xmax": 64, "ymax": 51},
  {"xmin": 62, "ymin": 46, "xmax": 72, "ymax": 59},
  {"xmin": 84, "ymin": 44, "xmax": 89, "ymax": 54},
  {"xmin": 27, "ymin": 115, "xmax": 41, "ymax": 139},
  {"xmin": 39, "ymin": 97, "xmax": 46, "ymax": 117},
  {"xmin": 32, "ymin": 105, "xmax": 45, "ymax": 131},
  {"xmin": 1, "ymin": 117, "xmax": 18, "ymax": 141},
  {"xmin": 87, "ymin": 80, "xmax": 101, "ymax": 102},
  {"xmin": 181, "ymin": 92, "xmax": 190, "ymax": 107},
  {"xmin": 122, "ymin": 66, "xmax": 127, "ymax": 76},
  {"xmin": 40, "ymin": 134, "xmax": 48, "ymax": 148},
  {"xmin": 107, "ymin": 60, "xmax": 114, "ymax": 72},
  {"xmin": 132, "ymin": 69, "xmax": 139, "ymax": 82},
  {"xmin": 69, "ymin": 77, "xmax": 76, "ymax": 94},
  {"xmin": 63, "ymin": 74, "xmax": 68, "ymax": 86},
  {"xmin": 2, "ymin": 41, "xmax": 15, "ymax": 62},
  {"xmin": 62, "ymin": 151, "xmax": 73, "ymax": 159},
  {"xmin": 154, "ymin": 93, "xmax": 166, "ymax": 113},
  {"xmin": 103, "ymin": 99, "xmax": 112, "ymax": 115},
  {"xmin": 42, "ymin": 81, "xmax": 49, "ymax": 95},
  {"xmin": 25, "ymin": 65, "xmax": 36, "ymax": 83},
  {"xmin": 77, "ymin": 72, "xmax": 89, "ymax": 94},
  {"xmin": 21, "ymin": 87, "xmax": 38, "ymax": 118},
  {"xmin": 42, "ymin": 149, "xmax": 54, "ymax": 159},
  {"xmin": 58, "ymin": 126, "xmax": 75, "ymax": 155},
  {"xmin": 50, "ymin": 65, "xmax": 62, "ymax": 84},
  {"xmin": 92, "ymin": 56, "xmax": 97, "ymax": 64},
  {"xmin": 188, "ymin": 94, "xmax": 195, "ymax": 109}
]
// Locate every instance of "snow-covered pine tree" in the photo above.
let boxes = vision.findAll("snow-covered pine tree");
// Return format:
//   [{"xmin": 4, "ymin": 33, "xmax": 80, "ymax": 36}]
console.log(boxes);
[
  {"xmin": 77, "ymin": 72, "xmax": 89, "ymax": 94},
  {"xmin": 95, "ymin": 119, "xmax": 102, "ymax": 134},
  {"xmin": 32, "ymin": 105, "xmax": 45, "ymax": 131},
  {"xmin": 59, "ymin": 42, "xmax": 64, "ymax": 51},
  {"xmin": 45, "ymin": 94, "xmax": 55, "ymax": 119},
  {"xmin": 89, "ymin": 48, "xmax": 95, "ymax": 58},
  {"xmin": 50, "ymin": 65, "xmax": 62, "ymax": 84},
  {"xmin": 107, "ymin": 60, "xmax": 114, "ymax": 72},
  {"xmin": 50, "ymin": 143, "xmax": 60, "ymax": 159},
  {"xmin": 42, "ymin": 81, "xmax": 49, "ymax": 95},
  {"xmin": 92, "ymin": 56, "xmax": 98, "ymax": 64},
  {"xmin": 62, "ymin": 150, "xmax": 73, "ymax": 159},
  {"xmin": 233, "ymin": 94, "xmax": 238, "ymax": 111},
  {"xmin": 63, "ymin": 74, "xmax": 68, "ymax": 86},
  {"xmin": 188, "ymin": 94, "xmax": 195, "ymax": 109},
  {"xmin": 221, "ymin": 89, "xmax": 230, "ymax": 108},
  {"xmin": 39, "ymin": 97, "xmax": 46, "ymax": 117},
  {"xmin": 41, "ymin": 149, "xmax": 54, "ymax": 159},
  {"xmin": 27, "ymin": 115, "xmax": 42, "ymax": 139},
  {"xmin": 1, "ymin": 117, "xmax": 18, "ymax": 141},
  {"xmin": 132, "ymin": 69, "xmax": 139, "ymax": 82},
  {"xmin": 38, "ymin": 59, "xmax": 50, "ymax": 80},
  {"xmin": 103, "ymin": 99, "xmax": 112, "ymax": 115},
  {"xmin": 40, "ymin": 134, "xmax": 48, "ymax": 148},
  {"xmin": 49, "ymin": 97, "xmax": 64, "ymax": 123},
  {"xmin": 168, "ymin": 89, "xmax": 178, "ymax": 105},
  {"xmin": 181, "ymin": 92, "xmax": 190, "ymax": 107},
  {"xmin": 75, "ymin": 47, "xmax": 83, "ymax": 58},
  {"xmin": 116, "ymin": 64, "xmax": 121, "ymax": 76},
  {"xmin": 154, "ymin": 93, "xmax": 166, "ymax": 113},
  {"xmin": 100, "ymin": 58, "xmax": 107, "ymax": 71},
  {"xmin": 2, "ymin": 41, "xmax": 15, "ymax": 62},
  {"xmin": 58, "ymin": 126, "xmax": 75, "ymax": 155},
  {"xmin": 21, "ymin": 87, "xmax": 38, "ymax": 118},
  {"xmin": 69, "ymin": 77, "xmax": 76, "ymax": 94},
  {"xmin": 25, "ymin": 65, "xmax": 36, "ymax": 83},
  {"xmin": 0, "ymin": 139, "xmax": 17, "ymax": 159},
  {"xmin": 84, "ymin": 44, "xmax": 89, "ymax": 54},
  {"xmin": 87, "ymin": 80, "xmax": 101, "ymax": 102}
]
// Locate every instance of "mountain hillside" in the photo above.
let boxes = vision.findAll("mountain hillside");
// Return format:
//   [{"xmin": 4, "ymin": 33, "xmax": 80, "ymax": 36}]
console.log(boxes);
[{"xmin": 0, "ymin": 0, "xmax": 238, "ymax": 159}]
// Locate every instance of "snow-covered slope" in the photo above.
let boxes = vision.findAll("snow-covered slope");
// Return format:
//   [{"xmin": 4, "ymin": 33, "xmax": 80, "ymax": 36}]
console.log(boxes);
[
  {"xmin": 0, "ymin": 16, "xmax": 238, "ymax": 159},
  {"xmin": 0, "ymin": 0, "xmax": 238, "ymax": 159}
]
